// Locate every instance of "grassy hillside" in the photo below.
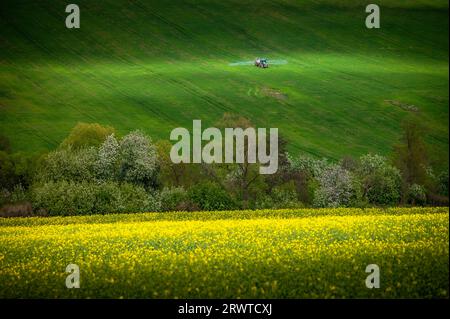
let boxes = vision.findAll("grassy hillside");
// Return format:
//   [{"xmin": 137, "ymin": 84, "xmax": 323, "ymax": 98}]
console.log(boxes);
[{"xmin": 0, "ymin": 0, "xmax": 448, "ymax": 164}]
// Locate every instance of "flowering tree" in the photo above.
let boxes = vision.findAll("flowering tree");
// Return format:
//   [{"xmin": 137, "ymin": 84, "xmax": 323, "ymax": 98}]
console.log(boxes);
[
  {"xmin": 96, "ymin": 134, "xmax": 119, "ymax": 181},
  {"xmin": 313, "ymin": 164, "xmax": 355, "ymax": 207},
  {"xmin": 118, "ymin": 130, "xmax": 158, "ymax": 189}
]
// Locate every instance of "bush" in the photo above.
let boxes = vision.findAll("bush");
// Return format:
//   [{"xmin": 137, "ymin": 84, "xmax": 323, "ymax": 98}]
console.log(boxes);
[
  {"xmin": 0, "ymin": 184, "xmax": 29, "ymax": 211},
  {"xmin": 38, "ymin": 131, "xmax": 159, "ymax": 190},
  {"xmin": 437, "ymin": 170, "xmax": 449, "ymax": 197},
  {"xmin": 363, "ymin": 169, "xmax": 401, "ymax": 205},
  {"xmin": 288, "ymin": 154, "xmax": 328, "ymax": 178},
  {"xmin": 188, "ymin": 182, "xmax": 237, "ymax": 211},
  {"xmin": 117, "ymin": 183, "xmax": 160, "ymax": 213},
  {"xmin": 255, "ymin": 182, "xmax": 303, "ymax": 209},
  {"xmin": 407, "ymin": 184, "xmax": 427, "ymax": 205},
  {"xmin": 358, "ymin": 154, "xmax": 401, "ymax": 206},
  {"xmin": 0, "ymin": 151, "xmax": 36, "ymax": 190},
  {"xmin": 0, "ymin": 151, "xmax": 14, "ymax": 189},
  {"xmin": 159, "ymin": 187, "xmax": 189, "ymax": 211},
  {"xmin": 36, "ymin": 148, "xmax": 98, "ymax": 183},
  {"xmin": 31, "ymin": 181, "xmax": 160, "ymax": 216}
]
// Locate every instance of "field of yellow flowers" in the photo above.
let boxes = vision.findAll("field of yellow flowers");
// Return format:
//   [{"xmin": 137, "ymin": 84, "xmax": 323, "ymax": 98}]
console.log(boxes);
[{"xmin": 0, "ymin": 207, "xmax": 448, "ymax": 298}]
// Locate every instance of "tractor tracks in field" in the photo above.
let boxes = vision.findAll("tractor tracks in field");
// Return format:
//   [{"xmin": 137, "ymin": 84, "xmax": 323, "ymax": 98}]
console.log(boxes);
[
  {"xmin": 133, "ymin": 0, "xmax": 192, "ymax": 40},
  {"xmin": 80, "ymin": 61, "xmax": 233, "ymax": 124},
  {"xmin": 163, "ymin": 77, "xmax": 232, "ymax": 114}
]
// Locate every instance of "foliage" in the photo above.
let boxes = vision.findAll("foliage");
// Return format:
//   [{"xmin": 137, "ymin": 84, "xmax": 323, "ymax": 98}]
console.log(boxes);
[
  {"xmin": 288, "ymin": 154, "xmax": 329, "ymax": 178},
  {"xmin": 155, "ymin": 140, "xmax": 203, "ymax": 188},
  {"xmin": 118, "ymin": 131, "xmax": 159, "ymax": 189},
  {"xmin": 313, "ymin": 164, "xmax": 356, "ymax": 207},
  {"xmin": 392, "ymin": 120, "xmax": 430, "ymax": 189},
  {"xmin": 60, "ymin": 123, "xmax": 115, "ymax": 150},
  {"xmin": 188, "ymin": 182, "xmax": 237, "ymax": 211},
  {"xmin": 407, "ymin": 184, "xmax": 427, "ymax": 205},
  {"xmin": 437, "ymin": 170, "xmax": 449, "ymax": 197},
  {"xmin": 358, "ymin": 154, "xmax": 402, "ymax": 205},
  {"xmin": 31, "ymin": 181, "xmax": 159, "ymax": 216},
  {"xmin": 2, "ymin": 119, "xmax": 448, "ymax": 213},
  {"xmin": 158, "ymin": 187, "xmax": 189, "ymax": 211},
  {"xmin": 96, "ymin": 134, "xmax": 120, "ymax": 181},
  {"xmin": 255, "ymin": 182, "xmax": 303, "ymax": 209},
  {"xmin": 36, "ymin": 147, "xmax": 98, "ymax": 183},
  {"xmin": 0, "ymin": 151, "xmax": 36, "ymax": 190}
]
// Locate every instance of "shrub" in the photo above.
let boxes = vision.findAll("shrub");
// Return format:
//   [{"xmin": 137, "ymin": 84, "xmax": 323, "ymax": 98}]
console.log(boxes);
[
  {"xmin": 255, "ymin": 182, "xmax": 303, "ymax": 209},
  {"xmin": 32, "ymin": 181, "xmax": 96, "ymax": 216},
  {"xmin": 408, "ymin": 184, "xmax": 427, "ymax": 205},
  {"xmin": 116, "ymin": 183, "xmax": 160, "ymax": 213},
  {"xmin": 31, "ymin": 181, "xmax": 159, "ymax": 216},
  {"xmin": 0, "ymin": 185, "xmax": 32, "ymax": 217},
  {"xmin": 0, "ymin": 151, "xmax": 15, "ymax": 190},
  {"xmin": 288, "ymin": 154, "xmax": 328, "ymax": 178},
  {"xmin": 9, "ymin": 185, "xmax": 29, "ymax": 203},
  {"xmin": 437, "ymin": 170, "xmax": 449, "ymax": 197},
  {"xmin": 358, "ymin": 154, "xmax": 401, "ymax": 205},
  {"xmin": 363, "ymin": 169, "xmax": 401, "ymax": 205},
  {"xmin": 159, "ymin": 187, "xmax": 189, "ymax": 211},
  {"xmin": 359, "ymin": 154, "xmax": 387, "ymax": 175},
  {"xmin": 36, "ymin": 147, "xmax": 98, "ymax": 183},
  {"xmin": 188, "ymin": 182, "xmax": 237, "ymax": 211},
  {"xmin": 0, "ymin": 151, "xmax": 36, "ymax": 190}
]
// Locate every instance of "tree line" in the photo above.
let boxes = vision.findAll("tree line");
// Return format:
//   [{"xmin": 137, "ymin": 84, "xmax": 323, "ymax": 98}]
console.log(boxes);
[{"xmin": 0, "ymin": 115, "xmax": 448, "ymax": 217}]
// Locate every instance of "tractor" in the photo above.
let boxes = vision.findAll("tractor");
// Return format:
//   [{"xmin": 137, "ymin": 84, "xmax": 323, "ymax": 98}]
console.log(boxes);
[{"xmin": 255, "ymin": 58, "xmax": 269, "ymax": 68}]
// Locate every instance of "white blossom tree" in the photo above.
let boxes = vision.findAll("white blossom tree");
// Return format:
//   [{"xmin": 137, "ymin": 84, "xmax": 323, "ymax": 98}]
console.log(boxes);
[
  {"xmin": 313, "ymin": 164, "xmax": 355, "ymax": 207},
  {"xmin": 118, "ymin": 130, "xmax": 158, "ymax": 188}
]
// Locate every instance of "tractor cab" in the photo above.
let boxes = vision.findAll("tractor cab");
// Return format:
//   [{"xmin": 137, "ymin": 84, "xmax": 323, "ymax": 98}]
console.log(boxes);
[{"xmin": 255, "ymin": 58, "xmax": 269, "ymax": 68}]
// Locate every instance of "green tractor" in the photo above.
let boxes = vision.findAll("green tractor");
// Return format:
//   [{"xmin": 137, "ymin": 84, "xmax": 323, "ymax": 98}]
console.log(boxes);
[{"xmin": 255, "ymin": 58, "xmax": 269, "ymax": 68}]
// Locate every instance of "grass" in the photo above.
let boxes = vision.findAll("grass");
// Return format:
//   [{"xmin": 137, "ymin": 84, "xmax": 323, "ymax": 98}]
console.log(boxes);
[
  {"xmin": 0, "ymin": 0, "xmax": 448, "ymax": 166},
  {"xmin": 0, "ymin": 207, "xmax": 448, "ymax": 298}
]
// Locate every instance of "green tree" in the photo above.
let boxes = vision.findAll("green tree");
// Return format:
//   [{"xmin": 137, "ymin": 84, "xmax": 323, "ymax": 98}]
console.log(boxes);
[
  {"xmin": 213, "ymin": 113, "xmax": 265, "ymax": 207},
  {"xmin": 155, "ymin": 139, "xmax": 203, "ymax": 188},
  {"xmin": 118, "ymin": 130, "xmax": 159, "ymax": 189},
  {"xmin": 392, "ymin": 119, "xmax": 430, "ymax": 201},
  {"xmin": 60, "ymin": 122, "xmax": 115, "ymax": 150},
  {"xmin": 358, "ymin": 154, "xmax": 401, "ymax": 206}
]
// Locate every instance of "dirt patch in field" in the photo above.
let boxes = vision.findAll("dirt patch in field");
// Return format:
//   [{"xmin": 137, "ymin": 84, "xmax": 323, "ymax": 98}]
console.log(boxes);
[
  {"xmin": 261, "ymin": 87, "xmax": 287, "ymax": 100},
  {"xmin": 385, "ymin": 100, "xmax": 419, "ymax": 112}
]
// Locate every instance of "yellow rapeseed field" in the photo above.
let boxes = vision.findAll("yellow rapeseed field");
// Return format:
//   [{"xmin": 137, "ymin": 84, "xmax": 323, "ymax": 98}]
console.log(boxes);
[{"xmin": 0, "ymin": 207, "xmax": 448, "ymax": 298}]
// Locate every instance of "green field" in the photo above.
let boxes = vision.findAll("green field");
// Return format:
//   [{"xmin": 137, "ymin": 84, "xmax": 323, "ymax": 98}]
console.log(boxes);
[
  {"xmin": 0, "ymin": 207, "xmax": 448, "ymax": 298},
  {"xmin": 0, "ymin": 0, "xmax": 448, "ymax": 164}
]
